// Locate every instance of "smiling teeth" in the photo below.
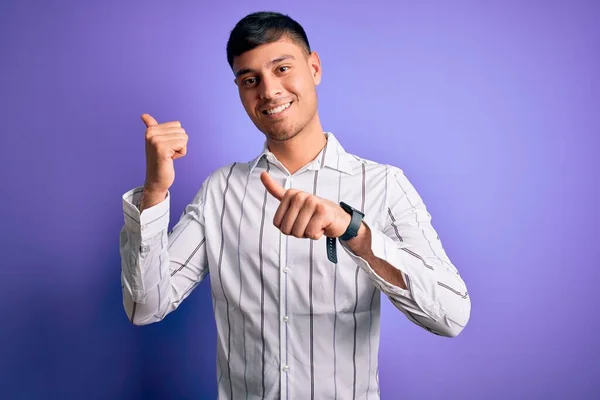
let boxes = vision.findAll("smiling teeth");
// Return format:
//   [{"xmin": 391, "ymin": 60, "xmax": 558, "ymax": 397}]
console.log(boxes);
[{"xmin": 265, "ymin": 102, "xmax": 291, "ymax": 115}]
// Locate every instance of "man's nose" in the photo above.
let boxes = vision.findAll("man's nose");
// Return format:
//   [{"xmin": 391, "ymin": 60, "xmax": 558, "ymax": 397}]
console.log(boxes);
[{"xmin": 259, "ymin": 75, "xmax": 283, "ymax": 100}]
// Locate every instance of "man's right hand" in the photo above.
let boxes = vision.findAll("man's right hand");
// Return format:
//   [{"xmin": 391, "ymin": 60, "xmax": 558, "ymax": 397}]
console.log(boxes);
[{"xmin": 139, "ymin": 113, "xmax": 188, "ymax": 210}]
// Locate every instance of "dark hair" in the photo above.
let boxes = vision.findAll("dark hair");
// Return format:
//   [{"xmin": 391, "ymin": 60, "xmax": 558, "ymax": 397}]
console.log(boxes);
[{"xmin": 226, "ymin": 11, "xmax": 311, "ymax": 69}]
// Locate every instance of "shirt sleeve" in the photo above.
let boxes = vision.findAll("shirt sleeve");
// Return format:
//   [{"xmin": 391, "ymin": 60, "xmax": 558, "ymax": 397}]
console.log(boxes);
[
  {"xmin": 340, "ymin": 167, "xmax": 470, "ymax": 337},
  {"xmin": 119, "ymin": 178, "xmax": 211, "ymax": 325}
]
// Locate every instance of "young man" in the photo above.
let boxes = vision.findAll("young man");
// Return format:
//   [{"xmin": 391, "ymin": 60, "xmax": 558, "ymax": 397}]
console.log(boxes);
[{"xmin": 120, "ymin": 11, "xmax": 470, "ymax": 400}]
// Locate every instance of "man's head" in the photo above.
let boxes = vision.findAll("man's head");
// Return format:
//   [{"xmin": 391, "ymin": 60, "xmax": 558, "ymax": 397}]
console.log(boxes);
[{"xmin": 227, "ymin": 12, "xmax": 322, "ymax": 142}]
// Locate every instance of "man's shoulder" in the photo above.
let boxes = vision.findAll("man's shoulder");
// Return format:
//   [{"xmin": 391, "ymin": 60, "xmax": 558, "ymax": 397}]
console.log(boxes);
[
  {"xmin": 344, "ymin": 151, "xmax": 404, "ymax": 177},
  {"xmin": 210, "ymin": 161, "xmax": 249, "ymax": 177},
  {"xmin": 200, "ymin": 161, "xmax": 250, "ymax": 190}
]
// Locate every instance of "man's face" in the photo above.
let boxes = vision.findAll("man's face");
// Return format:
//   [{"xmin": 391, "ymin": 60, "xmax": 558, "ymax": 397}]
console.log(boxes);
[{"xmin": 232, "ymin": 37, "xmax": 322, "ymax": 142}]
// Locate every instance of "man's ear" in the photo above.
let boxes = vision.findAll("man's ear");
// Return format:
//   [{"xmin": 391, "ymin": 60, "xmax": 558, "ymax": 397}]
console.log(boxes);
[{"xmin": 308, "ymin": 51, "xmax": 322, "ymax": 86}]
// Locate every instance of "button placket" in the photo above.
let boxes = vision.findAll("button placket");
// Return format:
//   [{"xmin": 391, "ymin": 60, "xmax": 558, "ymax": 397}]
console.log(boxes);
[{"xmin": 279, "ymin": 178, "xmax": 293, "ymax": 395}]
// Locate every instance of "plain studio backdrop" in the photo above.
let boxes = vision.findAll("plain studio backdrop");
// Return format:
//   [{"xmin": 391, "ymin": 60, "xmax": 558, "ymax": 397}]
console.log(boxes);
[{"xmin": 0, "ymin": 1, "xmax": 598, "ymax": 399}]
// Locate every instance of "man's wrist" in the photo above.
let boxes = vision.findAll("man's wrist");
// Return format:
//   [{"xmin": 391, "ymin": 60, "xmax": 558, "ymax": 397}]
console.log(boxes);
[
  {"xmin": 139, "ymin": 189, "xmax": 167, "ymax": 212},
  {"xmin": 343, "ymin": 221, "xmax": 372, "ymax": 257}
]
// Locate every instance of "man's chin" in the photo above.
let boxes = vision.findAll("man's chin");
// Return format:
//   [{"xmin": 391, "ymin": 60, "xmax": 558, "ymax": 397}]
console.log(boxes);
[
  {"xmin": 267, "ymin": 133, "xmax": 292, "ymax": 142},
  {"xmin": 262, "ymin": 126, "xmax": 301, "ymax": 142}
]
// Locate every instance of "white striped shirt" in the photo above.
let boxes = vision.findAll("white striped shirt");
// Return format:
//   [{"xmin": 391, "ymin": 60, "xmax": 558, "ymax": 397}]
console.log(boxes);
[{"xmin": 119, "ymin": 132, "xmax": 470, "ymax": 400}]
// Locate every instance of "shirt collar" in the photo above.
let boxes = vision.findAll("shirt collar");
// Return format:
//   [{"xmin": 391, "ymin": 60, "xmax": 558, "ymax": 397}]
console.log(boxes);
[{"xmin": 247, "ymin": 132, "xmax": 354, "ymax": 175}]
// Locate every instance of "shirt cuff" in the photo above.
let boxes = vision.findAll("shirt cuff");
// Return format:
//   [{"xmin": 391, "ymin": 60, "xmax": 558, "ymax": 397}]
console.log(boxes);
[{"xmin": 122, "ymin": 186, "xmax": 170, "ymax": 238}]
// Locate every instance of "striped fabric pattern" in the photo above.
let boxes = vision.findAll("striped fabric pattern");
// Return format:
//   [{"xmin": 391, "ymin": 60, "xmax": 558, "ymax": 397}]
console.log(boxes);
[{"xmin": 119, "ymin": 132, "xmax": 470, "ymax": 400}]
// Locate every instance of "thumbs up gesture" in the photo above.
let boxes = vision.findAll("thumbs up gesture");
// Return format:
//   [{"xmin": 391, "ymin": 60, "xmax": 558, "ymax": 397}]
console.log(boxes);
[
  {"xmin": 141, "ymin": 113, "xmax": 188, "ymax": 194},
  {"xmin": 260, "ymin": 171, "xmax": 352, "ymax": 240}
]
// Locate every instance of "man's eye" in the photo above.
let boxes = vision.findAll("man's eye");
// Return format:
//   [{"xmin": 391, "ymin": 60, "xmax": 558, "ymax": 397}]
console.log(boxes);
[
  {"xmin": 279, "ymin": 66, "xmax": 290, "ymax": 72},
  {"xmin": 243, "ymin": 78, "xmax": 257, "ymax": 86}
]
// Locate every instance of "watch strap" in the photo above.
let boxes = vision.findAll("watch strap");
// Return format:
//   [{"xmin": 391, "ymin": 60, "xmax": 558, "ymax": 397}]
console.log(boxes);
[
  {"xmin": 326, "ymin": 202, "xmax": 364, "ymax": 263},
  {"xmin": 326, "ymin": 237, "xmax": 338, "ymax": 263},
  {"xmin": 339, "ymin": 201, "xmax": 364, "ymax": 241}
]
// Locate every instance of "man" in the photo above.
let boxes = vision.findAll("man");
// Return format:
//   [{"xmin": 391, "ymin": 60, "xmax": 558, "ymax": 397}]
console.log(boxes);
[{"xmin": 119, "ymin": 11, "xmax": 470, "ymax": 400}]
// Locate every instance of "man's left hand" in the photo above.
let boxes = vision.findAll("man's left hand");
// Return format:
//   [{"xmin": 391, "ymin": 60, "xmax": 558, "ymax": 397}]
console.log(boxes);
[{"xmin": 260, "ymin": 171, "xmax": 351, "ymax": 240}]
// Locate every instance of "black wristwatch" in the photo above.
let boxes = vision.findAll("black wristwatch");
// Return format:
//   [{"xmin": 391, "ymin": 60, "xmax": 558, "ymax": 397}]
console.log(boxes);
[
  {"xmin": 326, "ymin": 202, "xmax": 364, "ymax": 263},
  {"xmin": 339, "ymin": 201, "xmax": 365, "ymax": 241}
]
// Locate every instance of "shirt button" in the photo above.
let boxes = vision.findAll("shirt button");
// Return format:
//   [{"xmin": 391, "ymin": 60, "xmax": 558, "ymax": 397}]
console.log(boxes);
[
  {"xmin": 140, "ymin": 245, "xmax": 150, "ymax": 253},
  {"xmin": 283, "ymin": 365, "xmax": 290, "ymax": 372},
  {"xmin": 283, "ymin": 316, "xmax": 289, "ymax": 323},
  {"xmin": 283, "ymin": 267, "xmax": 289, "ymax": 274}
]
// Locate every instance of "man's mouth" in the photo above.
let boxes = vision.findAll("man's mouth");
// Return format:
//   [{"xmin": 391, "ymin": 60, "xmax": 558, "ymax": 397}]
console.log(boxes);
[{"xmin": 262, "ymin": 101, "xmax": 293, "ymax": 115}]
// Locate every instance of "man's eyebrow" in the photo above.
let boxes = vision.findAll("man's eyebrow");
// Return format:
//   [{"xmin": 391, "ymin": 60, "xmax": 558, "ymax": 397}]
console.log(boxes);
[
  {"xmin": 234, "ymin": 54, "xmax": 296, "ymax": 78},
  {"xmin": 271, "ymin": 54, "xmax": 295, "ymax": 65},
  {"xmin": 234, "ymin": 68, "xmax": 253, "ymax": 78}
]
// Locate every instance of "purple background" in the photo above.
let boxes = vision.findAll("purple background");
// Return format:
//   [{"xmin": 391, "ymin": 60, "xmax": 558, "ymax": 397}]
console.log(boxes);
[{"xmin": 1, "ymin": 1, "xmax": 599, "ymax": 399}]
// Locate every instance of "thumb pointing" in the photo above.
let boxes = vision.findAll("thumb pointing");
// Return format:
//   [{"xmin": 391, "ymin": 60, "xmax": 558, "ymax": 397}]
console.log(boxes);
[
  {"xmin": 260, "ymin": 171, "xmax": 286, "ymax": 201},
  {"xmin": 141, "ymin": 113, "xmax": 158, "ymax": 128}
]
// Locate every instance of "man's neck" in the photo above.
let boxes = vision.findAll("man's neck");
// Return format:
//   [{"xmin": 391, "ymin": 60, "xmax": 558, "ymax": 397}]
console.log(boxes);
[{"xmin": 266, "ymin": 117, "xmax": 327, "ymax": 175}]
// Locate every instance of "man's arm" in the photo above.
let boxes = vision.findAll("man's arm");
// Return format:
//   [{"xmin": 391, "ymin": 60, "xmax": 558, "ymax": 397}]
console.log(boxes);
[
  {"xmin": 120, "ymin": 113, "xmax": 211, "ymax": 325},
  {"xmin": 260, "ymin": 167, "xmax": 470, "ymax": 337},
  {"xmin": 340, "ymin": 167, "xmax": 470, "ymax": 338}
]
